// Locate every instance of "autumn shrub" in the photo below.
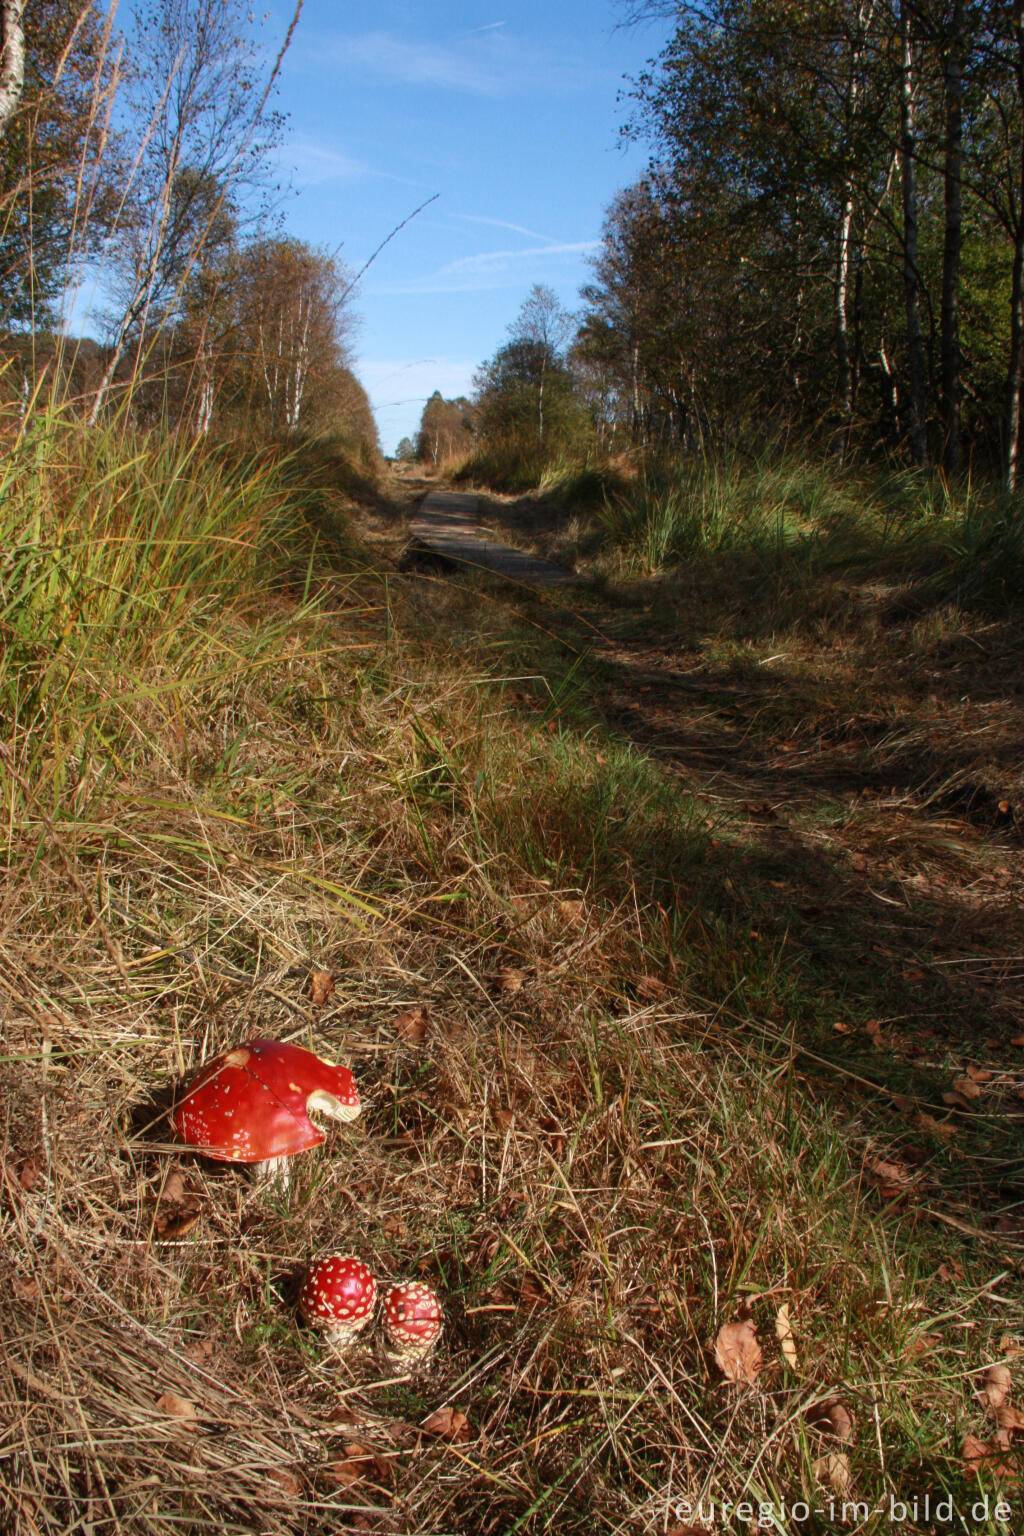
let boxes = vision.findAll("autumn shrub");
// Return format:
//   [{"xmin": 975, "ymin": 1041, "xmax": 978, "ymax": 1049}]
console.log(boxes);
[{"xmin": 455, "ymin": 433, "xmax": 550, "ymax": 494}]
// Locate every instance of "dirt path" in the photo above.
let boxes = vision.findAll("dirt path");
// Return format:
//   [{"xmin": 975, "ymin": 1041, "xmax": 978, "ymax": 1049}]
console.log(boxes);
[
  {"xmin": 362, "ymin": 467, "xmax": 1024, "ymax": 1066},
  {"xmin": 405, "ymin": 490, "xmax": 578, "ymax": 587}
]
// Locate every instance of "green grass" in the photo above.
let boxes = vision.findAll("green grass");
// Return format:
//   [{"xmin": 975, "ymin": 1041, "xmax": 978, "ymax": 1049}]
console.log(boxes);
[{"xmin": 2, "ymin": 419, "xmax": 1023, "ymax": 1534}]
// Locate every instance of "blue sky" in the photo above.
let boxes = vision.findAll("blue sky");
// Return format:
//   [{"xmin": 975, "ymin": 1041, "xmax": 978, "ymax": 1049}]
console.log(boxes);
[{"xmin": 265, "ymin": 1, "xmax": 669, "ymax": 453}]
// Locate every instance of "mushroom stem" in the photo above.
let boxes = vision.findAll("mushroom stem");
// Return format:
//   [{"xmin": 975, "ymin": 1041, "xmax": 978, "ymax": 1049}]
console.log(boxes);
[{"xmin": 254, "ymin": 1155, "xmax": 293, "ymax": 1190}]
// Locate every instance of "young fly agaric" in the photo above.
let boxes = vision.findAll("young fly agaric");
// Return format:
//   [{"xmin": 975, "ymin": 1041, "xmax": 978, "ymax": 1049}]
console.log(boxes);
[
  {"xmin": 171, "ymin": 1038, "xmax": 359, "ymax": 1183},
  {"xmin": 299, "ymin": 1255, "xmax": 377, "ymax": 1346},
  {"xmin": 382, "ymin": 1281, "xmax": 443, "ymax": 1362}
]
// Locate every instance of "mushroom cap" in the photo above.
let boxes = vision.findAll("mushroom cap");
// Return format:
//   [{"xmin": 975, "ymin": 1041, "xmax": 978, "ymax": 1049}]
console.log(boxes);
[
  {"xmin": 170, "ymin": 1038, "xmax": 360, "ymax": 1163},
  {"xmin": 299, "ymin": 1254, "xmax": 377, "ymax": 1337},
  {"xmin": 382, "ymin": 1281, "xmax": 443, "ymax": 1357}
]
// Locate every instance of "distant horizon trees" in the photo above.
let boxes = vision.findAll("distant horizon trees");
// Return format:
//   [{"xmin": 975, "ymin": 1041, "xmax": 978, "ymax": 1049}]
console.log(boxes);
[
  {"xmin": 416, "ymin": 389, "xmax": 475, "ymax": 465},
  {"xmin": 0, "ymin": 0, "xmax": 377, "ymax": 453},
  {"xmin": 452, "ymin": 2, "xmax": 1024, "ymax": 487},
  {"xmin": 596, "ymin": 0, "xmax": 1024, "ymax": 482}
]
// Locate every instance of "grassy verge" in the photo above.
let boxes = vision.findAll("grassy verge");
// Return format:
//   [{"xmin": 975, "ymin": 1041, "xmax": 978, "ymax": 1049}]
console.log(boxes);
[{"xmin": 2, "ymin": 425, "xmax": 1022, "ymax": 1534}]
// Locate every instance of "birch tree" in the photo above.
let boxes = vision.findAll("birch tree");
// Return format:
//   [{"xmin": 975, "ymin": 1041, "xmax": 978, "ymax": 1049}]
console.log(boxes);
[
  {"xmin": 0, "ymin": 0, "xmax": 25, "ymax": 137},
  {"xmin": 222, "ymin": 238, "xmax": 355, "ymax": 437},
  {"xmin": 90, "ymin": 0, "xmax": 300, "ymax": 422}
]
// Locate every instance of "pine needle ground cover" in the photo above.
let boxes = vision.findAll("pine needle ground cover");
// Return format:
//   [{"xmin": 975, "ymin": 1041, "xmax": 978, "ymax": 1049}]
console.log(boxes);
[{"xmin": 2, "ymin": 435, "xmax": 1023, "ymax": 1535}]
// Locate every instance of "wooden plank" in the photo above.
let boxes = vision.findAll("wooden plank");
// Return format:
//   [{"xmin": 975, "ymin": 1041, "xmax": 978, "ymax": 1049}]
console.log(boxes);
[{"xmin": 406, "ymin": 492, "xmax": 578, "ymax": 588}]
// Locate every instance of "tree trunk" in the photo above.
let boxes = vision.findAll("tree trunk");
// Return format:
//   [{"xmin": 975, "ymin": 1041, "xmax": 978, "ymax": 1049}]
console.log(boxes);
[
  {"xmin": 1005, "ymin": 23, "xmax": 1024, "ymax": 491},
  {"xmin": 900, "ymin": 1, "xmax": 928, "ymax": 466},
  {"xmin": 0, "ymin": 0, "xmax": 25, "ymax": 139},
  {"xmin": 941, "ymin": 0, "xmax": 964, "ymax": 475},
  {"xmin": 1005, "ymin": 198, "xmax": 1024, "ymax": 492},
  {"xmin": 835, "ymin": 184, "xmax": 855, "ymax": 444}
]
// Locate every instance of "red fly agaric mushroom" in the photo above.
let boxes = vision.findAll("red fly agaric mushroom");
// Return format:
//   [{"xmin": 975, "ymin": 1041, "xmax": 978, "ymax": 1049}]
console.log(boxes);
[
  {"xmin": 170, "ymin": 1038, "xmax": 359, "ymax": 1184},
  {"xmin": 382, "ymin": 1281, "xmax": 443, "ymax": 1362},
  {"xmin": 299, "ymin": 1255, "xmax": 377, "ymax": 1346}
]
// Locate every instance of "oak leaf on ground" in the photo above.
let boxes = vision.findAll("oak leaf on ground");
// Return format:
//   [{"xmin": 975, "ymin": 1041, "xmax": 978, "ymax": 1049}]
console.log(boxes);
[
  {"xmin": 979, "ymin": 1364, "xmax": 1012, "ymax": 1409},
  {"xmin": 997, "ymin": 1404, "xmax": 1024, "ymax": 1435},
  {"xmin": 422, "ymin": 1407, "xmax": 472, "ymax": 1442},
  {"xmin": 813, "ymin": 1452, "xmax": 853, "ymax": 1497},
  {"xmin": 806, "ymin": 1398, "xmax": 854, "ymax": 1442},
  {"xmin": 962, "ymin": 1433, "xmax": 1018, "ymax": 1484},
  {"xmin": 714, "ymin": 1318, "xmax": 762, "ymax": 1384},
  {"xmin": 775, "ymin": 1303, "xmax": 798, "ymax": 1369},
  {"xmin": 324, "ymin": 1442, "xmax": 389, "ymax": 1488},
  {"xmin": 393, "ymin": 1005, "xmax": 430, "ymax": 1043},
  {"xmin": 310, "ymin": 970, "xmax": 335, "ymax": 1007},
  {"xmin": 155, "ymin": 1392, "xmax": 198, "ymax": 1428}
]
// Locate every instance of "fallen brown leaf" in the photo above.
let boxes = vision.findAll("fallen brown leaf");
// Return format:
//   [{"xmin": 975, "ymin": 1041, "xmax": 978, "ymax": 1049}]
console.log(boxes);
[
  {"xmin": 12, "ymin": 1275, "xmax": 40, "ymax": 1300},
  {"xmin": 714, "ymin": 1318, "xmax": 762, "ymax": 1384},
  {"xmin": 966, "ymin": 1064, "xmax": 993, "ymax": 1084},
  {"xmin": 154, "ymin": 1212, "xmax": 200, "ymax": 1241},
  {"xmin": 903, "ymin": 1332, "xmax": 941, "ymax": 1359},
  {"xmin": 916, "ymin": 1111, "xmax": 957, "ymax": 1142},
  {"xmin": 324, "ymin": 1442, "xmax": 386, "ymax": 1488},
  {"xmin": 806, "ymin": 1398, "xmax": 855, "ymax": 1442},
  {"xmin": 162, "ymin": 1172, "xmax": 186, "ymax": 1206},
  {"xmin": 997, "ymin": 1403, "xmax": 1024, "ymax": 1435},
  {"xmin": 942, "ymin": 1090, "xmax": 975, "ymax": 1109},
  {"xmin": 393, "ymin": 1005, "xmax": 430, "ymax": 1043},
  {"xmin": 979, "ymin": 1364, "xmax": 1012, "ymax": 1410},
  {"xmin": 962, "ymin": 1432, "xmax": 1017, "ymax": 1484},
  {"xmin": 952, "ymin": 1075, "xmax": 983, "ymax": 1100},
  {"xmin": 155, "ymin": 1392, "xmax": 198, "ymax": 1428},
  {"xmin": 494, "ymin": 1108, "xmax": 515, "ymax": 1130},
  {"xmin": 310, "ymin": 970, "xmax": 335, "ymax": 1007},
  {"xmin": 813, "ymin": 1452, "xmax": 853, "ymax": 1497},
  {"xmin": 538, "ymin": 1116, "xmax": 566, "ymax": 1156},
  {"xmin": 866, "ymin": 1157, "xmax": 917, "ymax": 1200},
  {"xmin": 557, "ymin": 899, "xmax": 585, "ymax": 926},
  {"xmin": 267, "ymin": 1468, "xmax": 303, "ymax": 1501},
  {"xmin": 495, "ymin": 967, "xmax": 525, "ymax": 994},
  {"xmin": 775, "ymin": 1304, "xmax": 798, "ymax": 1369},
  {"xmin": 423, "ymin": 1407, "xmax": 472, "ymax": 1443},
  {"xmin": 520, "ymin": 1274, "xmax": 547, "ymax": 1305},
  {"xmin": 18, "ymin": 1158, "xmax": 41, "ymax": 1191}
]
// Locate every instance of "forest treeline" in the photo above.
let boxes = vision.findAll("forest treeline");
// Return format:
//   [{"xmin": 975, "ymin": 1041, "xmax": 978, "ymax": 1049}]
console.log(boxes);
[
  {"xmin": 422, "ymin": 1, "xmax": 1024, "ymax": 491},
  {"xmin": 0, "ymin": 0, "xmax": 376, "ymax": 451}
]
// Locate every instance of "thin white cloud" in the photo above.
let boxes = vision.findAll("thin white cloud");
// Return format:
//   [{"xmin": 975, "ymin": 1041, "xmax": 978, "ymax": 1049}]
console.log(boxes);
[
  {"xmin": 454, "ymin": 212, "xmax": 555, "ymax": 243},
  {"xmin": 331, "ymin": 32, "xmax": 504, "ymax": 94},
  {"xmin": 312, "ymin": 30, "xmax": 606, "ymax": 97},
  {"xmin": 372, "ymin": 240, "xmax": 599, "ymax": 296},
  {"xmin": 284, "ymin": 141, "xmax": 370, "ymax": 186}
]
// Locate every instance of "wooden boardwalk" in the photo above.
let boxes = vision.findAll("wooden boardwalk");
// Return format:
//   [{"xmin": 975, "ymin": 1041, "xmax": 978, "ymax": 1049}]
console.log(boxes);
[{"xmin": 406, "ymin": 492, "xmax": 578, "ymax": 588}]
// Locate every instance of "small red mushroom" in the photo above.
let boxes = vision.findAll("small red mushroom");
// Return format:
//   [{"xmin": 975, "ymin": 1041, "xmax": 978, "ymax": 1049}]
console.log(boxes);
[
  {"xmin": 170, "ymin": 1038, "xmax": 359, "ymax": 1184},
  {"xmin": 299, "ymin": 1255, "xmax": 377, "ymax": 1346},
  {"xmin": 382, "ymin": 1281, "xmax": 443, "ymax": 1362}
]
